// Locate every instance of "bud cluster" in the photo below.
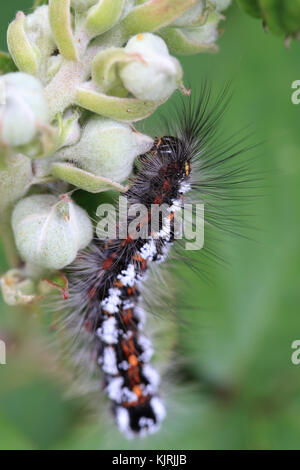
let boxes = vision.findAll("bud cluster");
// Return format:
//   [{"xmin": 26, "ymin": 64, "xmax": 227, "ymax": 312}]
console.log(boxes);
[{"xmin": 0, "ymin": 0, "xmax": 231, "ymax": 304}]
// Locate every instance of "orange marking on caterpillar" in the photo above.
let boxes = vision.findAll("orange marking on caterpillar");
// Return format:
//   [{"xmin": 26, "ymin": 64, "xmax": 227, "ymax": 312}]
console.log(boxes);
[
  {"xmin": 154, "ymin": 195, "xmax": 163, "ymax": 204},
  {"xmin": 102, "ymin": 257, "xmax": 114, "ymax": 270},
  {"xmin": 132, "ymin": 254, "xmax": 147, "ymax": 270},
  {"xmin": 122, "ymin": 308, "xmax": 133, "ymax": 325},
  {"xmin": 133, "ymin": 385, "xmax": 143, "ymax": 398},
  {"xmin": 129, "ymin": 354, "xmax": 139, "ymax": 367},
  {"xmin": 122, "ymin": 235, "xmax": 133, "ymax": 246},
  {"xmin": 114, "ymin": 280, "xmax": 123, "ymax": 288}
]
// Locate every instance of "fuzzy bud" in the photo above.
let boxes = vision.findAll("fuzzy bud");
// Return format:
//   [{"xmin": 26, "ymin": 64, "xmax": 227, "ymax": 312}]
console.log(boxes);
[
  {"xmin": 119, "ymin": 33, "xmax": 182, "ymax": 101},
  {"xmin": 159, "ymin": 10, "xmax": 222, "ymax": 55},
  {"xmin": 171, "ymin": 1, "xmax": 206, "ymax": 27},
  {"xmin": 12, "ymin": 194, "xmax": 93, "ymax": 270},
  {"xmin": 55, "ymin": 116, "xmax": 153, "ymax": 183},
  {"xmin": 0, "ymin": 72, "xmax": 49, "ymax": 148}
]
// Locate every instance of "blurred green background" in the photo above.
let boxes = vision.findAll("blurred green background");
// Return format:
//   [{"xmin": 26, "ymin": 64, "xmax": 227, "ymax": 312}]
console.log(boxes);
[{"xmin": 1, "ymin": 1, "xmax": 300, "ymax": 450}]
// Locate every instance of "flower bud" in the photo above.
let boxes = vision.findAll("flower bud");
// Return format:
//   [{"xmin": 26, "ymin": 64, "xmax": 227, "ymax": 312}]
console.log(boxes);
[
  {"xmin": 119, "ymin": 33, "xmax": 182, "ymax": 101},
  {"xmin": 55, "ymin": 116, "xmax": 153, "ymax": 183},
  {"xmin": 0, "ymin": 72, "xmax": 49, "ymax": 148},
  {"xmin": 171, "ymin": 1, "xmax": 205, "ymax": 27},
  {"xmin": 160, "ymin": 10, "xmax": 222, "ymax": 55},
  {"xmin": 182, "ymin": 12, "xmax": 220, "ymax": 47},
  {"xmin": 86, "ymin": 0, "xmax": 125, "ymax": 38},
  {"xmin": 57, "ymin": 108, "xmax": 81, "ymax": 149},
  {"xmin": 12, "ymin": 194, "xmax": 93, "ymax": 270}
]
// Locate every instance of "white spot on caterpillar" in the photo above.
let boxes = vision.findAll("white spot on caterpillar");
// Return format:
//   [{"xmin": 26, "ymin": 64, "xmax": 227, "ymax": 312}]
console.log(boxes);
[
  {"xmin": 97, "ymin": 317, "xmax": 118, "ymax": 344},
  {"xmin": 122, "ymin": 387, "xmax": 138, "ymax": 404},
  {"xmin": 123, "ymin": 299, "xmax": 135, "ymax": 310},
  {"xmin": 156, "ymin": 243, "xmax": 171, "ymax": 263},
  {"xmin": 135, "ymin": 305, "xmax": 146, "ymax": 329},
  {"xmin": 107, "ymin": 376, "xmax": 124, "ymax": 401},
  {"xmin": 180, "ymin": 181, "xmax": 191, "ymax": 194},
  {"xmin": 119, "ymin": 360, "xmax": 129, "ymax": 370},
  {"xmin": 115, "ymin": 406, "xmax": 132, "ymax": 438},
  {"xmin": 150, "ymin": 397, "xmax": 166, "ymax": 423},
  {"xmin": 138, "ymin": 335, "xmax": 154, "ymax": 362},
  {"xmin": 101, "ymin": 346, "xmax": 118, "ymax": 375},
  {"xmin": 117, "ymin": 263, "xmax": 136, "ymax": 287},
  {"xmin": 168, "ymin": 198, "xmax": 182, "ymax": 213},
  {"xmin": 143, "ymin": 364, "xmax": 160, "ymax": 389},
  {"xmin": 139, "ymin": 239, "xmax": 157, "ymax": 261},
  {"xmin": 101, "ymin": 288, "xmax": 121, "ymax": 314},
  {"xmin": 139, "ymin": 417, "xmax": 157, "ymax": 436}
]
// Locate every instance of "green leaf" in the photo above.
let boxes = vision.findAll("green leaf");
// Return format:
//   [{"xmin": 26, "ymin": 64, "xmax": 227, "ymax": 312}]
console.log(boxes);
[{"xmin": 0, "ymin": 52, "xmax": 17, "ymax": 75}]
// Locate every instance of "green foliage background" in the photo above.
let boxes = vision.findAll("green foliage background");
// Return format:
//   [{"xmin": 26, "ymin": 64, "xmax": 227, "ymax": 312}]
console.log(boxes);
[{"xmin": 1, "ymin": 1, "xmax": 300, "ymax": 450}]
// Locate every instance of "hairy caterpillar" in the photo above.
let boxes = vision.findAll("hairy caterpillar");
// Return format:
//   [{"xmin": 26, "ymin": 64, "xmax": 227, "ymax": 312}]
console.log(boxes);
[{"xmin": 57, "ymin": 85, "xmax": 252, "ymax": 438}]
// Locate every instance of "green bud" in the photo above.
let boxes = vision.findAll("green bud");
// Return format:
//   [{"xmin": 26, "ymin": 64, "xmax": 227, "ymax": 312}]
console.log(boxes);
[
  {"xmin": 119, "ymin": 33, "xmax": 182, "ymax": 101},
  {"xmin": 0, "ymin": 72, "xmax": 49, "ymax": 148},
  {"xmin": 86, "ymin": 0, "xmax": 126, "ymax": 38},
  {"xmin": 92, "ymin": 47, "xmax": 130, "ymax": 96},
  {"xmin": 55, "ymin": 116, "xmax": 153, "ymax": 183},
  {"xmin": 7, "ymin": 11, "xmax": 39, "ymax": 76},
  {"xmin": 12, "ymin": 194, "xmax": 93, "ymax": 270},
  {"xmin": 160, "ymin": 11, "xmax": 221, "ymax": 55},
  {"xmin": 49, "ymin": 0, "xmax": 78, "ymax": 61},
  {"xmin": 121, "ymin": 0, "xmax": 199, "ymax": 36},
  {"xmin": 171, "ymin": 1, "xmax": 206, "ymax": 27},
  {"xmin": 57, "ymin": 108, "xmax": 81, "ymax": 149}
]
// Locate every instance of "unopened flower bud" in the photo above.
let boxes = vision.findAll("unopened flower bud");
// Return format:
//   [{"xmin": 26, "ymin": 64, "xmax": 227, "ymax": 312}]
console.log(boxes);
[
  {"xmin": 182, "ymin": 12, "xmax": 220, "ymax": 47},
  {"xmin": 12, "ymin": 194, "xmax": 93, "ymax": 270},
  {"xmin": 0, "ymin": 72, "xmax": 49, "ymax": 148},
  {"xmin": 172, "ymin": 1, "xmax": 205, "ymax": 27},
  {"xmin": 56, "ymin": 117, "xmax": 153, "ymax": 183},
  {"xmin": 119, "ymin": 33, "xmax": 182, "ymax": 101}
]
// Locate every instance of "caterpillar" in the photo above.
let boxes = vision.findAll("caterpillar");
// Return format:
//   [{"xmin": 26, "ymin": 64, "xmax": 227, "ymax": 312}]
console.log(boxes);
[{"xmin": 58, "ymin": 84, "xmax": 252, "ymax": 438}]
